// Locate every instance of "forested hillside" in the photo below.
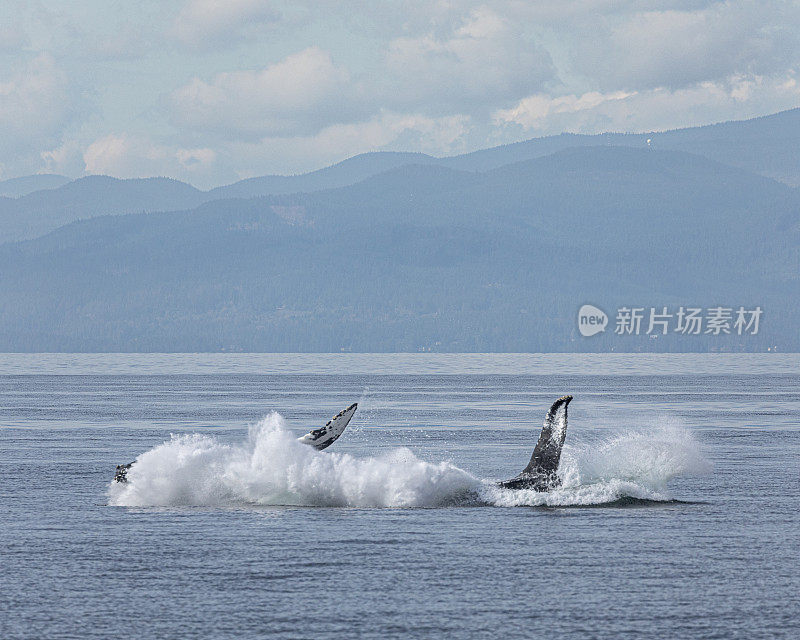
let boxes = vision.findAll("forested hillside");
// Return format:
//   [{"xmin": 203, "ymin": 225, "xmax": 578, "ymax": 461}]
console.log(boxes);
[{"xmin": 1, "ymin": 145, "xmax": 796, "ymax": 352}]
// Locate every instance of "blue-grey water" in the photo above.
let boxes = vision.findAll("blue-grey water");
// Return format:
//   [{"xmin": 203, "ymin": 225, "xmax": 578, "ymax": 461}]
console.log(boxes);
[{"xmin": 1, "ymin": 354, "xmax": 799, "ymax": 639}]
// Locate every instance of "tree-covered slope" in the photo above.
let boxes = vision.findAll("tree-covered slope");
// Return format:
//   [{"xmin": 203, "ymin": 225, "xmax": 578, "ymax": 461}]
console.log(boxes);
[{"xmin": 0, "ymin": 147, "xmax": 796, "ymax": 352}]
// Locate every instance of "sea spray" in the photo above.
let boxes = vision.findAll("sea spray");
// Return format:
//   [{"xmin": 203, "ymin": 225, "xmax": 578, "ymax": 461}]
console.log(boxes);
[
  {"xmin": 563, "ymin": 424, "xmax": 711, "ymax": 489},
  {"xmin": 109, "ymin": 412, "xmax": 477, "ymax": 508},
  {"xmin": 109, "ymin": 413, "xmax": 709, "ymax": 508},
  {"xmin": 485, "ymin": 423, "xmax": 710, "ymax": 507}
]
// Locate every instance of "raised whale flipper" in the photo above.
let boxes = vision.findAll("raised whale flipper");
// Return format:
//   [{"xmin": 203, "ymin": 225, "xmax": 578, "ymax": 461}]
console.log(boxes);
[
  {"xmin": 498, "ymin": 395, "xmax": 573, "ymax": 491},
  {"xmin": 297, "ymin": 403, "xmax": 358, "ymax": 450},
  {"xmin": 524, "ymin": 395, "xmax": 572, "ymax": 475}
]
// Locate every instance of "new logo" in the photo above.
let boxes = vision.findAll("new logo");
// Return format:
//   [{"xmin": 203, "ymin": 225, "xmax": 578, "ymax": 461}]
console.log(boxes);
[{"xmin": 578, "ymin": 304, "xmax": 608, "ymax": 337}]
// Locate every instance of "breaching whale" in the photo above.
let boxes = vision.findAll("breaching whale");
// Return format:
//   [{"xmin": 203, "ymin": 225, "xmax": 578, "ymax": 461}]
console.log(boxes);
[
  {"xmin": 113, "ymin": 397, "xmax": 573, "ymax": 493},
  {"xmin": 497, "ymin": 395, "xmax": 572, "ymax": 491},
  {"xmin": 296, "ymin": 402, "xmax": 358, "ymax": 450},
  {"xmin": 113, "ymin": 403, "xmax": 359, "ymax": 483}
]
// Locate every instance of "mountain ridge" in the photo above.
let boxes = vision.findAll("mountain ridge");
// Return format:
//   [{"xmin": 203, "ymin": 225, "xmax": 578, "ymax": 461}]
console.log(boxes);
[
  {"xmin": 3, "ymin": 108, "xmax": 800, "ymax": 243},
  {"xmin": 0, "ymin": 174, "xmax": 71, "ymax": 198},
  {"xmin": 2, "ymin": 145, "xmax": 796, "ymax": 352}
]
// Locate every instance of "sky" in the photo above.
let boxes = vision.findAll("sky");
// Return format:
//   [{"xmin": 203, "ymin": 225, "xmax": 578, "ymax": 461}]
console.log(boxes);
[{"xmin": 1, "ymin": 0, "xmax": 799, "ymax": 188}]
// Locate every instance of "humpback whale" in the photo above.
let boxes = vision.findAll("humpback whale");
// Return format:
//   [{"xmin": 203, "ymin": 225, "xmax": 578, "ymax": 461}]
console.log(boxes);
[
  {"xmin": 498, "ymin": 395, "xmax": 572, "ymax": 491},
  {"xmin": 296, "ymin": 403, "xmax": 358, "ymax": 450},
  {"xmin": 113, "ymin": 397, "xmax": 573, "ymax": 493},
  {"xmin": 113, "ymin": 403, "xmax": 359, "ymax": 483}
]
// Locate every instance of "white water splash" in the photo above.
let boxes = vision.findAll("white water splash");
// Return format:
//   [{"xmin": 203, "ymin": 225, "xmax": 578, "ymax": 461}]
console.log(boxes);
[
  {"xmin": 108, "ymin": 413, "xmax": 709, "ymax": 508},
  {"xmin": 108, "ymin": 412, "xmax": 477, "ymax": 508},
  {"xmin": 484, "ymin": 424, "xmax": 711, "ymax": 507}
]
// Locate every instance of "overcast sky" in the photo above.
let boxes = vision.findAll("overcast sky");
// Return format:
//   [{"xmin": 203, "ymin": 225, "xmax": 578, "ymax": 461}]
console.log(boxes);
[{"xmin": 1, "ymin": 0, "xmax": 799, "ymax": 188}]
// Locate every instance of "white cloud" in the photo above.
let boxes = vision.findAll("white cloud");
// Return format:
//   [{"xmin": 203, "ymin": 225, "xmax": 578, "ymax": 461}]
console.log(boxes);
[
  {"xmin": 493, "ymin": 73, "xmax": 800, "ymax": 135},
  {"xmin": 83, "ymin": 133, "xmax": 217, "ymax": 181},
  {"xmin": 168, "ymin": 47, "xmax": 360, "ymax": 138},
  {"xmin": 0, "ymin": 54, "xmax": 77, "ymax": 159},
  {"xmin": 176, "ymin": 147, "xmax": 216, "ymax": 169},
  {"xmin": 494, "ymin": 90, "xmax": 637, "ymax": 130},
  {"xmin": 384, "ymin": 6, "xmax": 555, "ymax": 113},
  {"xmin": 41, "ymin": 139, "xmax": 84, "ymax": 176},
  {"xmin": 2, "ymin": 1, "xmax": 800, "ymax": 183},
  {"xmin": 574, "ymin": 3, "xmax": 800, "ymax": 91},
  {"xmin": 170, "ymin": 0, "xmax": 281, "ymax": 49}
]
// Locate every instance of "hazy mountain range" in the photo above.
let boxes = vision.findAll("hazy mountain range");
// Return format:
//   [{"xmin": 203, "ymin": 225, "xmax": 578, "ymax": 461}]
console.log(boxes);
[{"xmin": 1, "ymin": 110, "xmax": 798, "ymax": 352}]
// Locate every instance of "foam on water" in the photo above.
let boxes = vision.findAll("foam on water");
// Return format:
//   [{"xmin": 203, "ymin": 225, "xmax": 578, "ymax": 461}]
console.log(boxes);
[
  {"xmin": 108, "ymin": 413, "xmax": 709, "ymax": 508},
  {"xmin": 484, "ymin": 424, "xmax": 710, "ymax": 507},
  {"xmin": 108, "ymin": 413, "xmax": 477, "ymax": 508}
]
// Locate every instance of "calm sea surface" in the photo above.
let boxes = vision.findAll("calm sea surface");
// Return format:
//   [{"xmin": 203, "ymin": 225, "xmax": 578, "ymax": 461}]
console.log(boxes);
[{"xmin": 1, "ymin": 354, "xmax": 798, "ymax": 639}]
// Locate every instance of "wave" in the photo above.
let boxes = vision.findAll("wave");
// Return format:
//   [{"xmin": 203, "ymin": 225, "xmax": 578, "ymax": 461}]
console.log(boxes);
[{"xmin": 107, "ymin": 413, "xmax": 709, "ymax": 509}]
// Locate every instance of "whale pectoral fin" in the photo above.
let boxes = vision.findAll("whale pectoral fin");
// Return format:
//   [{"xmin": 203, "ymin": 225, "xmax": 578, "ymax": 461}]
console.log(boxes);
[
  {"xmin": 523, "ymin": 395, "xmax": 572, "ymax": 476},
  {"xmin": 499, "ymin": 395, "xmax": 572, "ymax": 491},
  {"xmin": 297, "ymin": 403, "xmax": 358, "ymax": 451}
]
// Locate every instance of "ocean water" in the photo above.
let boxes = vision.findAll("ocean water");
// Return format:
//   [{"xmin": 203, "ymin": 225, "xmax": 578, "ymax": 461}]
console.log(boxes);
[{"xmin": 1, "ymin": 354, "xmax": 798, "ymax": 638}]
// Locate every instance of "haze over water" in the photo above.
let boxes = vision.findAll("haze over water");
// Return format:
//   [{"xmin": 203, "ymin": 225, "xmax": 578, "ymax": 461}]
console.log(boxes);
[{"xmin": 1, "ymin": 354, "xmax": 798, "ymax": 638}]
